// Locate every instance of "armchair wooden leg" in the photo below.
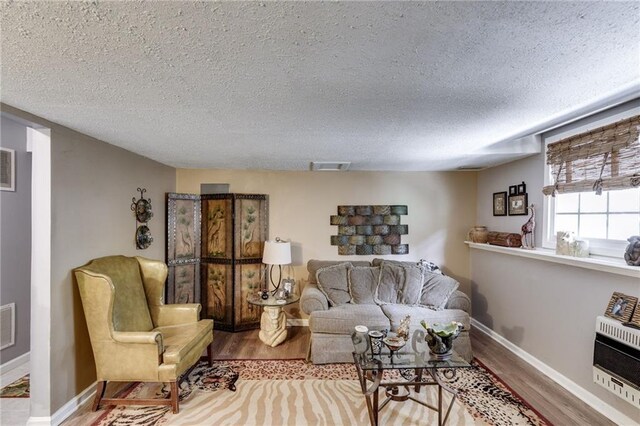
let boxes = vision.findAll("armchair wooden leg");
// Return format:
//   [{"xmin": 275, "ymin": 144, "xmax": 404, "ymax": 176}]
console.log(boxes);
[
  {"xmin": 170, "ymin": 381, "xmax": 179, "ymax": 414},
  {"xmin": 207, "ymin": 342, "xmax": 214, "ymax": 367},
  {"xmin": 93, "ymin": 381, "xmax": 106, "ymax": 411}
]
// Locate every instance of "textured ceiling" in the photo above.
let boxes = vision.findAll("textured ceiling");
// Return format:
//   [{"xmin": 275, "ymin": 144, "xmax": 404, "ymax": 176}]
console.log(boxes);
[{"xmin": 1, "ymin": 1, "xmax": 639, "ymax": 171}]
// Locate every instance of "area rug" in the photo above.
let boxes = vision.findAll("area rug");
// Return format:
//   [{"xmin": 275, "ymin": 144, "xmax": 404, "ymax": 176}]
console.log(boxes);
[
  {"xmin": 70, "ymin": 360, "xmax": 549, "ymax": 426},
  {"xmin": 0, "ymin": 374, "xmax": 30, "ymax": 398}
]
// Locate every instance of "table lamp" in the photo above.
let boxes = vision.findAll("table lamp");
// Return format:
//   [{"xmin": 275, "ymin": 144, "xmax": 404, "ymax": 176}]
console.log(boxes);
[{"xmin": 262, "ymin": 237, "xmax": 292, "ymax": 298}]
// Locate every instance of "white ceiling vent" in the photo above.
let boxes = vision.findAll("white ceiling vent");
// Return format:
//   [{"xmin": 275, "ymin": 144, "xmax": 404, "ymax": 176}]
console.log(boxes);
[{"xmin": 310, "ymin": 162, "xmax": 351, "ymax": 171}]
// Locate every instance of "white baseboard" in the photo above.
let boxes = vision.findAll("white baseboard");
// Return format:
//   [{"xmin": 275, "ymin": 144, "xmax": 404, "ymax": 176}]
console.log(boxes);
[
  {"xmin": 0, "ymin": 351, "xmax": 29, "ymax": 375},
  {"xmin": 471, "ymin": 318, "xmax": 638, "ymax": 426},
  {"xmin": 32, "ymin": 381, "xmax": 97, "ymax": 426},
  {"xmin": 287, "ymin": 318, "xmax": 309, "ymax": 327}
]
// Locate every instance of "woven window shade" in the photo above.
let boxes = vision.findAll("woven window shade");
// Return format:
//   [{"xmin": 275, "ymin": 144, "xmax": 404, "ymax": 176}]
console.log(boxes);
[{"xmin": 542, "ymin": 114, "xmax": 640, "ymax": 196}]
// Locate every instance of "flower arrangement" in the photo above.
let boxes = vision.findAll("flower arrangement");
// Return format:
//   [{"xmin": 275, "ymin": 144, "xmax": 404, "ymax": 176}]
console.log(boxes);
[{"xmin": 420, "ymin": 320, "xmax": 463, "ymax": 359}]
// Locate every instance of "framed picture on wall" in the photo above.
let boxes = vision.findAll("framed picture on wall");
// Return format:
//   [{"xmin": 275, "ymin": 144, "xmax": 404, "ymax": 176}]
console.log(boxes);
[
  {"xmin": 605, "ymin": 292, "xmax": 637, "ymax": 323},
  {"xmin": 508, "ymin": 185, "xmax": 518, "ymax": 196},
  {"xmin": 493, "ymin": 192, "xmax": 507, "ymax": 216},
  {"xmin": 508, "ymin": 193, "xmax": 528, "ymax": 216},
  {"xmin": 517, "ymin": 181, "xmax": 527, "ymax": 195},
  {"xmin": 0, "ymin": 148, "xmax": 15, "ymax": 192}
]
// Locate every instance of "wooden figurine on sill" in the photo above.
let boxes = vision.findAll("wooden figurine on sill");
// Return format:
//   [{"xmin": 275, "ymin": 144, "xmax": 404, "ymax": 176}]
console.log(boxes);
[{"xmin": 521, "ymin": 204, "xmax": 535, "ymax": 249}]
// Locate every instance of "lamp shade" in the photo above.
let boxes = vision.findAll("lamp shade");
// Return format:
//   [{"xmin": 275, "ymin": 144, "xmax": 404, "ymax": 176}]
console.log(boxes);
[{"xmin": 262, "ymin": 239, "xmax": 291, "ymax": 265}]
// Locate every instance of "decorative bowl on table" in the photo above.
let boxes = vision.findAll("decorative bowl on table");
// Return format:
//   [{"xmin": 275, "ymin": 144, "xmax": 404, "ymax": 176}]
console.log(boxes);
[
  {"xmin": 420, "ymin": 320, "xmax": 463, "ymax": 360},
  {"xmin": 383, "ymin": 336, "xmax": 406, "ymax": 352}
]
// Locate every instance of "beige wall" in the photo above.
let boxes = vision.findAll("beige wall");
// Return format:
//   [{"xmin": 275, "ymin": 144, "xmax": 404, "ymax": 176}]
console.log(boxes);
[{"xmin": 177, "ymin": 169, "xmax": 477, "ymax": 309}]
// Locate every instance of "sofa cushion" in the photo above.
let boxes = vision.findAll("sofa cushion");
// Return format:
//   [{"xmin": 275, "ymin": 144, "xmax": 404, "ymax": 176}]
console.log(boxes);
[
  {"xmin": 420, "ymin": 271, "xmax": 460, "ymax": 310},
  {"xmin": 309, "ymin": 304, "xmax": 390, "ymax": 334},
  {"xmin": 316, "ymin": 262, "xmax": 353, "ymax": 306},
  {"xmin": 308, "ymin": 259, "xmax": 371, "ymax": 285},
  {"xmin": 374, "ymin": 262, "xmax": 424, "ymax": 305},
  {"xmin": 348, "ymin": 266, "xmax": 379, "ymax": 305},
  {"xmin": 380, "ymin": 304, "xmax": 470, "ymax": 332}
]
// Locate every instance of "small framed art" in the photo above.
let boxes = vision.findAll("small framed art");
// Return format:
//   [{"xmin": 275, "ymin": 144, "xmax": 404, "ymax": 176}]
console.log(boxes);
[
  {"xmin": 517, "ymin": 181, "xmax": 527, "ymax": 195},
  {"xmin": 605, "ymin": 292, "xmax": 638, "ymax": 322},
  {"xmin": 0, "ymin": 148, "xmax": 15, "ymax": 192},
  {"xmin": 509, "ymin": 185, "xmax": 518, "ymax": 196},
  {"xmin": 493, "ymin": 192, "xmax": 507, "ymax": 216},
  {"xmin": 508, "ymin": 193, "xmax": 528, "ymax": 216}
]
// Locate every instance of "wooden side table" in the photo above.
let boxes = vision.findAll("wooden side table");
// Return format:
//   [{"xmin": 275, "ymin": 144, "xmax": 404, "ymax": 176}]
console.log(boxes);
[{"xmin": 247, "ymin": 294, "xmax": 300, "ymax": 347}]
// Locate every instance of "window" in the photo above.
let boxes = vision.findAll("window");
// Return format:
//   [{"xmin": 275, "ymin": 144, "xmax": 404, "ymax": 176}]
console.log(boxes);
[
  {"xmin": 553, "ymin": 188, "xmax": 640, "ymax": 239},
  {"xmin": 543, "ymin": 108, "xmax": 640, "ymax": 257}
]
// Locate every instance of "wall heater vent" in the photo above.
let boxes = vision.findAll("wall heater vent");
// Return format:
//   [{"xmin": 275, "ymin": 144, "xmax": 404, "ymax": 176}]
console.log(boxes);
[
  {"xmin": 0, "ymin": 303, "xmax": 16, "ymax": 350},
  {"xmin": 593, "ymin": 316, "xmax": 640, "ymax": 408},
  {"xmin": 596, "ymin": 315, "xmax": 640, "ymax": 349}
]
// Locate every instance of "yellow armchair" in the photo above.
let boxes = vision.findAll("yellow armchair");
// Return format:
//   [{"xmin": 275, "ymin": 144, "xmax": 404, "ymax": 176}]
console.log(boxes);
[{"xmin": 74, "ymin": 255, "xmax": 214, "ymax": 414}]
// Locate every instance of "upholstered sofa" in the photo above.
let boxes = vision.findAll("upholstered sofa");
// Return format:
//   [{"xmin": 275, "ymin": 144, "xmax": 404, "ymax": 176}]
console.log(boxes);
[{"xmin": 300, "ymin": 259, "xmax": 472, "ymax": 364}]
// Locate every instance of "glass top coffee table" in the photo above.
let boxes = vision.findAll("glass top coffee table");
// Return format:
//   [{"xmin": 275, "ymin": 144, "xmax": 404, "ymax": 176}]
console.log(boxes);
[
  {"xmin": 247, "ymin": 294, "xmax": 299, "ymax": 347},
  {"xmin": 352, "ymin": 329, "xmax": 472, "ymax": 426}
]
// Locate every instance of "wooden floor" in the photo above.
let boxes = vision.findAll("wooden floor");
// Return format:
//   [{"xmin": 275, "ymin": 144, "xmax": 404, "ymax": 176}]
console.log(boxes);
[
  {"xmin": 470, "ymin": 327, "xmax": 613, "ymax": 426},
  {"xmin": 211, "ymin": 326, "xmax": 309, "ymax": 360},
  {"xmin": 64, "ymin": 325, "xmax": 612, "ymax": 425}
]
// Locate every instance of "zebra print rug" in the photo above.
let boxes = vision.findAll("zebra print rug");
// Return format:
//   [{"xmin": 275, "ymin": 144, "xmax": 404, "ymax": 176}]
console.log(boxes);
[{"xmin": 67, "ymin": 359, "xmax": 549, "ymax": 426}]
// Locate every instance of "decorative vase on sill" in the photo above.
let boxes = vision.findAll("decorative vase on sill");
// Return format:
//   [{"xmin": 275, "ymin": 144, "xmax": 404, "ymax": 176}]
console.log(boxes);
[{"xmin": 467, "ymin": 226, "xmax": 489, "ymax": 243}]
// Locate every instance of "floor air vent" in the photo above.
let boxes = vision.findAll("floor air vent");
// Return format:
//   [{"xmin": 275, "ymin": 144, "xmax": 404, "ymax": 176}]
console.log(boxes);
[{"xmin": 0, "ymin": 303, "xmax": 16, "ymax": 350}]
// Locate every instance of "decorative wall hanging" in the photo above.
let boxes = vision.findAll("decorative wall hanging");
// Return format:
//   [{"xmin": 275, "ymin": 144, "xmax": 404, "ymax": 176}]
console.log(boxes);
[
  {"xmin": 493, "ymin": 192, "xmax": 507, "ymax": 216},
  {"xmin": 131, "ymin": 187, "xmax": 153, "ymax": 249},
  {"xmin": 167, "ymin": 192, "xmax": 268, "ymax": 331},
  {"xmin": 508, "ymin": 193, "xmax": 528, "ymax": 216},
  {"xmin": 330, "ymin": 205, "xmax": 408, "ymax": 255},
  {"xmin": 0, "ymin": 148, "xmax": 15, "ymax": 191}
]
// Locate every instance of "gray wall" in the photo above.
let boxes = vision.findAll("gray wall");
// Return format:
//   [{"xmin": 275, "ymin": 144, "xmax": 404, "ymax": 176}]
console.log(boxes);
[
  {"xmin": 473, "ymin": 100, "xmax": 640, "ymax": 420},
  {"xmin": 0, "ymin": 104, "xmax": 176, "ymax": 415},
  {"xmin": 0, "ymin": 115, "xmax": 31, "ymax": 364},
  {"xmin": 49, "ymin": 125, "xmax": 175, "ymax": 412}
]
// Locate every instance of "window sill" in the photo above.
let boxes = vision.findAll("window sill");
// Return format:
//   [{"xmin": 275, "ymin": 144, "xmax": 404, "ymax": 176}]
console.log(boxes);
[{"xmin": 466, "ymin": 241, "xmax": 640, "ymax": 279}]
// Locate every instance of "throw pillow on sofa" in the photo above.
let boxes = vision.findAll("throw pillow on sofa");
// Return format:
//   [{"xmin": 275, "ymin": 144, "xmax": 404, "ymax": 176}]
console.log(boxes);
[
  {"xmin": 374, "ymin": 261, "xmax": 424, "ymax": 305},
  {"xmin": 348, "ymin": 266, "xmax": 380, "ymax": 304},
  {"xmin": 372, "ymin": 258, "xmax": 443, "ymax": 275},
  {"xmin": 316, "ymin": 262, "xmax": 353, "ymax": 306},
  {"xmin": 420, "ymin": 271, "xmax": 459, "ymax": 310}
]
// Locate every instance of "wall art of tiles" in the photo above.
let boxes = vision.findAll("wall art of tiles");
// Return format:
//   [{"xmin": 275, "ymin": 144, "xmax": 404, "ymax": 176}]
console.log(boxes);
[{"xmin": 330, "ymin": 205, "xmax": 408, "ymax": 255}]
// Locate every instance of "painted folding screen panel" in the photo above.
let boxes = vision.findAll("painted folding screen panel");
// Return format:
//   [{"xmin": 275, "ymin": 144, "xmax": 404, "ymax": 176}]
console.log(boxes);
[{"xmin": 166, "ymin": 193, "xmax": 201, "ymax": 304}]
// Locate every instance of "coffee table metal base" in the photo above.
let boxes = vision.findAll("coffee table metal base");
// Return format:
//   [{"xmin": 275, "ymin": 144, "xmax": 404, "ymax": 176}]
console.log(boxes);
[{"xmin": 353, "ymin": 354, "xmax": 459, "ymax": 426}]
